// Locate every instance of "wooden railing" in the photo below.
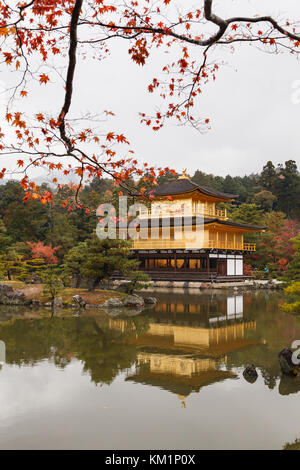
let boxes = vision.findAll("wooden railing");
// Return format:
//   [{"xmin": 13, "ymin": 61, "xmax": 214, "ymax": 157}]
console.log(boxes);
[
  {"xmin": 138, "ymin": 209, "xmax": 227, "ymax": 220},
  {"xmin": 205, "ymin": 241, "xmax": 256, "ymax": 251},
  {"xmin": 132, "ymin": 239, "xmax": 256, "ymax": 251},
  {"xmin": 243, "ymin": 243, "xmax": 256, "ymax": 252}
]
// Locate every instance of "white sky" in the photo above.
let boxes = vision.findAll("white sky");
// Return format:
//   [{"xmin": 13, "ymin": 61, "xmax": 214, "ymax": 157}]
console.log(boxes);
[
  {"xmin": 75, "ymin": 0, "xmax": 300, "ymax": 177},
  {"xmin": 2, "ymin": 0, "xmax": 300, "ymax": 180}
]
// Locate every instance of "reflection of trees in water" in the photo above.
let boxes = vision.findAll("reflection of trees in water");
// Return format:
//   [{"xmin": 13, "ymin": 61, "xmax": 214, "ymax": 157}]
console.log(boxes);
[
  {"xmin": 1, "ymin": 290, "xmax": 300, "ymax": 396},
  {"xmin": 279, "ymin": 375, "xmax": 300, "ymax": 396},
  {"xmin": 224, "ymin": 293, "xmax": 300, "ymax": 393},
  {"xmin": 0, "ymin": 315, "xmax": 151, "ymax": 386},
  {"xmin": 151, "ymin": 291, "xmax": 300, "ymax": 395}
]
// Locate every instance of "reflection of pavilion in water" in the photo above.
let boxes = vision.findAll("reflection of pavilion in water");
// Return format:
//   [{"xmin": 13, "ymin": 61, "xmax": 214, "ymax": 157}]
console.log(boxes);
[{"xmin": 109, "ymin": 294, "xmax": 260, "ymax": 400}]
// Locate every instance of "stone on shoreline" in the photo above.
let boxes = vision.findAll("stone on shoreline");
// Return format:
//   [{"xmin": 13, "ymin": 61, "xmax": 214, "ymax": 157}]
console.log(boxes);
[
  {"xmin": 101, "ymin": 297, "xmax": 124, "ymax": 308},
  {"xmin": 0, "ymin": 283, "xmax": 27, "ymax": 305},
  {"xmin": 72, "ymin": 295, "xmax": 86, "ymax": 308},
  {"xmin": 122, "ymin": 295, "xmax": 144, "ymax": 308}
]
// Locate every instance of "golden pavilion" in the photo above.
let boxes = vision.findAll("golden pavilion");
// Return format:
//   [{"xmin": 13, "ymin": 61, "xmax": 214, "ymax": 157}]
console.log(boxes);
[{"xmin": 130, "ymin": 170, "xmax": 266, "ymax": 281}]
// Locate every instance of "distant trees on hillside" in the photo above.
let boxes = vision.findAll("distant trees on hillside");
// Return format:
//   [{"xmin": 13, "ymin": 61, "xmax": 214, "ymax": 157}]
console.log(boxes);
[{"xmin": 0, "ymin": 159, "xmax": 298, "ymax": 279}]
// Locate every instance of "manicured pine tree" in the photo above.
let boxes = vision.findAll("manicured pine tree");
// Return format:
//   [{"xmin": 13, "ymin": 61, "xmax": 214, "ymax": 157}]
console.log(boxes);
[{"xmin": 72, "ymin": 236, "xmax": 140, "ymax": 291}]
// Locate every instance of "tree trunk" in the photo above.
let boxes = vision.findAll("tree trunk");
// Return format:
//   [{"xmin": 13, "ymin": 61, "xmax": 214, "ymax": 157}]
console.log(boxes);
[
  {"xmin": 88, "ymin": 278, "xmax": 100, "ymax": 291},
  {"xmin": 75, "ymin": 275, "xmax": 81, "ymax": 288}
]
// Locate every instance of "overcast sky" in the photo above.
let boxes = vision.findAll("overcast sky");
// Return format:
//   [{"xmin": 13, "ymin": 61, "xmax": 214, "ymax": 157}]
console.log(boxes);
[
  {"xmin": 2, "ymin": 0, "xmax": 300, "ymax": 181},
  {"xmin": 76, "ymin": 0, "xmax": 300, "ymax": 177}
]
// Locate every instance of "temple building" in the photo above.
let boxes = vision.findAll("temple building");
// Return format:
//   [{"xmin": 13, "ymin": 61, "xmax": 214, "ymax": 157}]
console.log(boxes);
[{"xmin": 131, "ymin": 171, "xmax": 266, "ymax": 282}]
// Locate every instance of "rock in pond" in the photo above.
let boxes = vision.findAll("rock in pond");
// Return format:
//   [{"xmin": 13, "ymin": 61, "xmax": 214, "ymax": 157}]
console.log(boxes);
[
  {"xmin": 101, "ymin": 297, "xmax": 124, "ymax": 308},
  {"xmin": 278, "ymin": 348, "xmax": 299, "ymax": 376},
  {"xmin": 122, "ymin": 295, "xmax": 144, "ymax": 308},
  {"xmin": 243, "ymin": 364, "xmax": 258, "ymax": 383},
  {"xmin": 72, "ymin": 295, "xmax": 86, "ymax": 308}
]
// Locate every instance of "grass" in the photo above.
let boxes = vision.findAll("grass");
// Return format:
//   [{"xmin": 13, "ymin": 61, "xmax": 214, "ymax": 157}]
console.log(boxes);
[{"xmin": 55, "ymin": 287, "xmax": 127, "ymax": 305}]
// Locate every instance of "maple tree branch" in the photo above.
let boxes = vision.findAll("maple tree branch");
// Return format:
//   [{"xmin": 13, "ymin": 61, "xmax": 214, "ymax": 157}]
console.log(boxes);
[
  {"xmin": 85, "ymin": 0, "xmax": 300, "ymax": 50},
  {"xmin": 58, "ymin": 0, "xmax": 83, "ymax": 153},
  {"xmin": 205, "ymin": 0, "xmax": 300, "ymax": 43}
]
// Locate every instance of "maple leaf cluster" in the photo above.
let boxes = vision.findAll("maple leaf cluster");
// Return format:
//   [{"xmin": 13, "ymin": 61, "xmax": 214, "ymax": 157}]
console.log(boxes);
[{"xmin": 0, "ymin": 0, "xmax": 299, "ymax": 210}]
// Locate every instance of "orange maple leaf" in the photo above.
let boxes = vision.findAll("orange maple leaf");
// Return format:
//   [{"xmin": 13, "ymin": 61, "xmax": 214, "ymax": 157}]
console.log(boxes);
[
  {"xmin": 116, "ymin": 134, "xmax": 129, "ymax": 144},
  {"xmin": 106, "ymin": 132, "xmax": 115, "ymax": 141},
  {"xmin": 39, "ymin": 74, "xmax": 50, "ymax": 84}
]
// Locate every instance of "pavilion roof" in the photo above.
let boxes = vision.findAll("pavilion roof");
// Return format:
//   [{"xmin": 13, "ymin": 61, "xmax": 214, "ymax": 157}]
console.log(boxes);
[{"xmin": 144, "ymin": 177, "xmax": 237, "ymax": 200}]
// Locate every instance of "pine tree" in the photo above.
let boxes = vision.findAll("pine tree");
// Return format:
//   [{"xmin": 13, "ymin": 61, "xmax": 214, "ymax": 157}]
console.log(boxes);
[
  {"xmin": 0, "ymin": 219, "xmax": 12, "ymax": 254},
  {"xmin": 62, "ymin": 242, "xmax": 87, "ymax": 288},
  {"xmin": 42, "ymin": 265, "xmax": 63, "ymax": 301},
  {"xmin": 69, "ymin": 236, "xmax": 139, "ymax": 290}
]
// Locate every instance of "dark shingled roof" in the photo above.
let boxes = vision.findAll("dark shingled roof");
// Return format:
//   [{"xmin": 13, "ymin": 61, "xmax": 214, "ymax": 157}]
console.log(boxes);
[
  {"xmin": 204, "ymin": 218, "xmax": 267, "ymax": 231},
  {"xmin": 145, "ymin": 178, "xmax": 237, "ymax": 200}
]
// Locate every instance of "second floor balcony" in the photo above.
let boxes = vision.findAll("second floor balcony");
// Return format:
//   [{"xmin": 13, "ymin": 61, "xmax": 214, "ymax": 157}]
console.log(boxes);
[
  {"xmin": 132, "ymin": 239, "xmax": 256, "ymax": 252},
  {"xmin": 138, "ymin": 207, "xmax": 228, "ymax": 221}
]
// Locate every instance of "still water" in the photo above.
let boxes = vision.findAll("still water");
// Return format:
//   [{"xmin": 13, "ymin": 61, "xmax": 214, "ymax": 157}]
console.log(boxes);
[{"xmin": 0, "ymin": 289, "xmax": 299, "ymax": 450}]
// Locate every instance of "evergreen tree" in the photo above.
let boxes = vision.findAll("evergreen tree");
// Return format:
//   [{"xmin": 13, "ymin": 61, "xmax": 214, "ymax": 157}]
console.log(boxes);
[
  {"xmin": 42, "ymin": 265, "xmax": 63, "ymax": 301},
  {"xmin": 274, "ymin": 160, "xmax": 300, "ymax": 218},
  {"xmin": 0, "ymin": 218, "xmax": 12, "ymax": 254},
  {"xmin": 230, "ymin": 203, "xmax": 264, "ymax": 226},
  {"xmin": 63, "ymin": 242, "xmax": 87, "ymax": 288},
  {"xmin": 76, "ymin": 236, "xmax": 139, "ymax": 290},
  {"xmin": 260, "ymin": 161, "xmax": 277, "ymax": 193},
  {"xmin": 253, "ymin": 190, "xmax": 277, "ymax": 211}
]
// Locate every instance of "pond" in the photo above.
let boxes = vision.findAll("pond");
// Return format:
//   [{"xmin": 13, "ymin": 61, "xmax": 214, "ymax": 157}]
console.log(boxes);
[{"xmin": 0, "ymin": 289, "xmax": 299, "ymax": 450}]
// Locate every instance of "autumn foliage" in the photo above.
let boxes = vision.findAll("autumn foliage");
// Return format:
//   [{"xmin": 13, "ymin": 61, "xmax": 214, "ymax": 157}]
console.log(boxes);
[
  {"xmin": 0, "ymin": 1, "xmax": 300, "ymax": 209},
  {"xmin": 26, "ymin": 241, "xmax": 61, "ymax": 264}
]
